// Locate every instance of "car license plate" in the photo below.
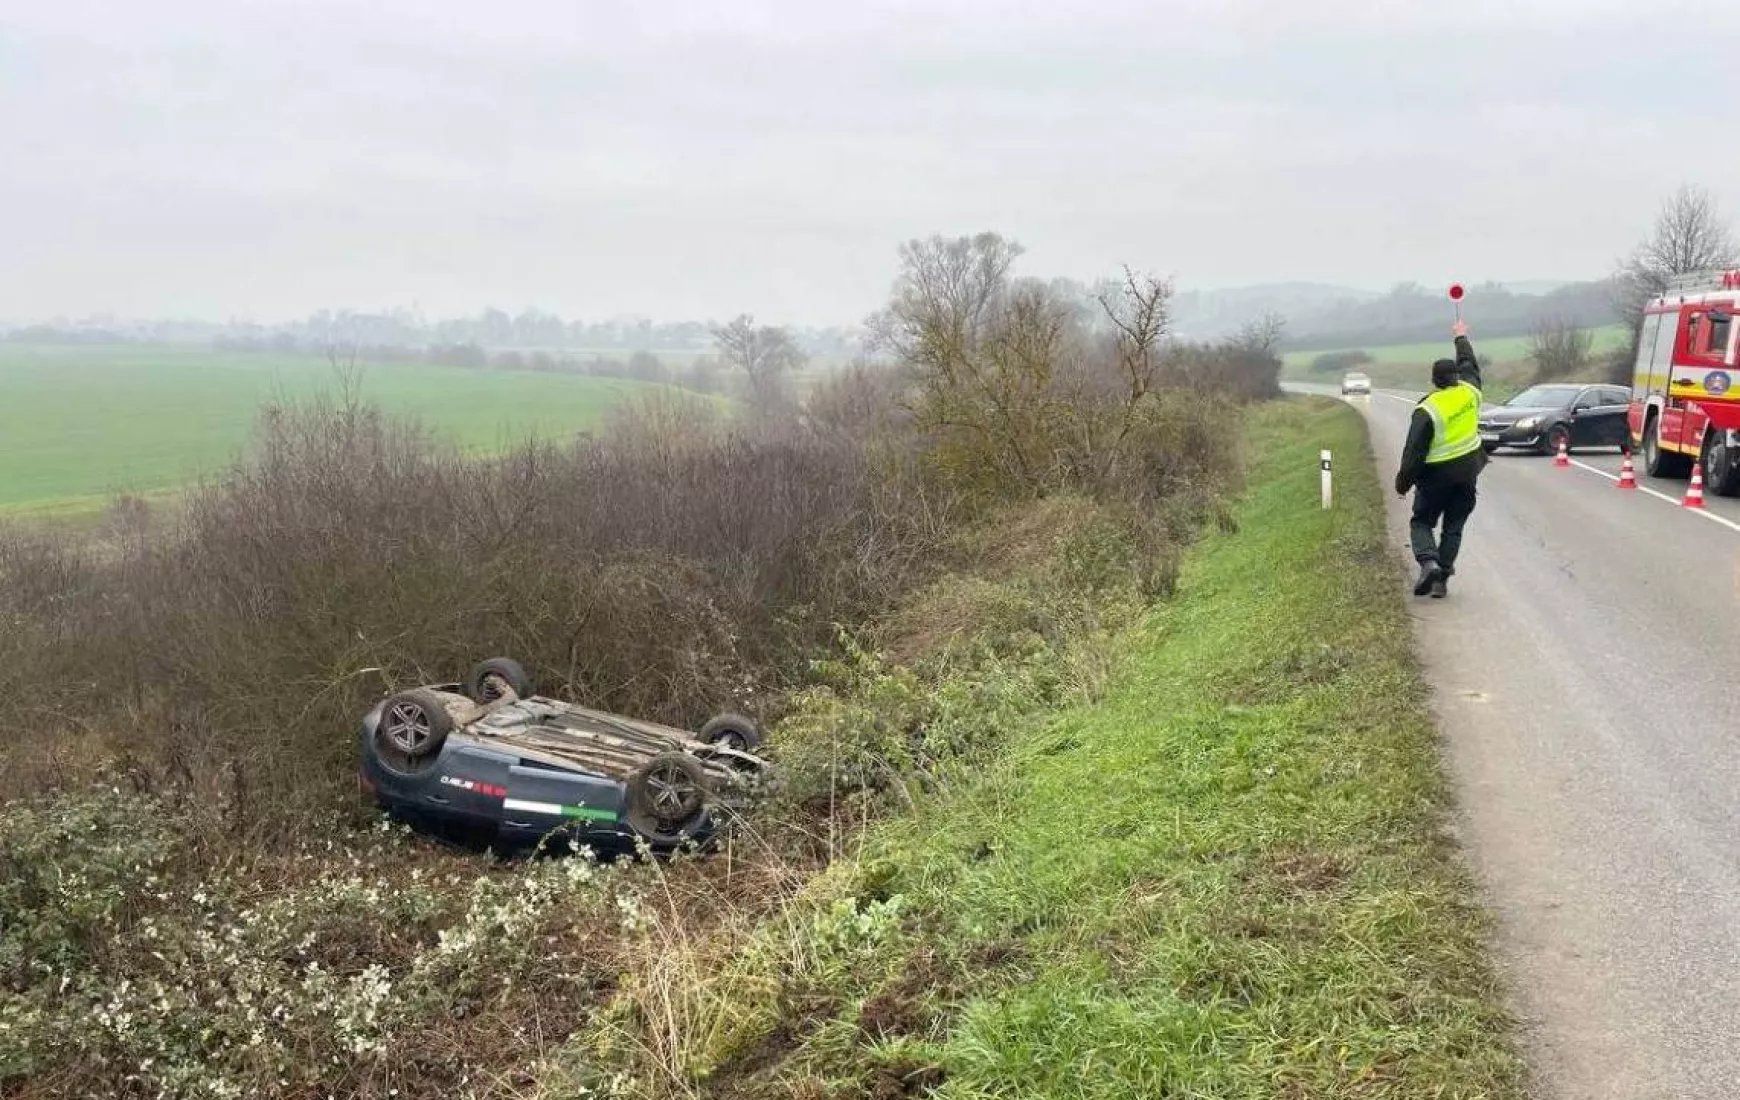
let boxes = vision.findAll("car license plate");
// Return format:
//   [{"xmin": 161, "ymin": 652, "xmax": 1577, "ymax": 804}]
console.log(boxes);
[{"xmin": 1480, "ymin": 432, "xmax": 1499, "ymax": 442}]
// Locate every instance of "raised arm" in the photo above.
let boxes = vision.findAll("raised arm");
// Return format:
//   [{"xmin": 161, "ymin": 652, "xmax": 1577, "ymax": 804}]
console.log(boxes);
[{"xmin": 1452, "ymin": 320, "xmax": 1482, "ymax": 390}]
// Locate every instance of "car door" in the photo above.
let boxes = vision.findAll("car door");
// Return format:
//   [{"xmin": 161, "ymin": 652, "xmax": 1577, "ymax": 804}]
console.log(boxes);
[
  {"xmin": 1593, "ymin": 382, "xmax": 1635, "ymax": 442},
  {"xmin": 1568, "ymin": 387, "xmax": 1606, "ymax": 446},
  {"xmin": 1572, "ymin": 382, "xmax": 1621, "ymax": 442}
]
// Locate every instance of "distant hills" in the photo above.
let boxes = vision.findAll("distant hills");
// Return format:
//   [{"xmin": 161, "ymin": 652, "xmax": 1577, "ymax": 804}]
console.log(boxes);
[{"xmin": 1173, "ymin": 278, "xmax": 1618, "ymax": 350}]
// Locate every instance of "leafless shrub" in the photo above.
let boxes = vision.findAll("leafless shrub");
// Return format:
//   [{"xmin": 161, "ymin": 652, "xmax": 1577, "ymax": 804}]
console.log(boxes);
[
  {"xmin": 0, "ymin": 384, "xmax": 960, "ymax": 839},
  {"xmin": 1163, "ymin": 314, "xmax": 1286, "ymax": 402},
  {"xmin": 801, "ymin": 358, "xmax": 913, "ymax": 450},
  {"xmin": 1528, "ymin": 315, "xmax": 1596, "ymax": 381},
  {"xmin": 866, "ymin": 233, "xmax": 1257, "ymax": 503}
]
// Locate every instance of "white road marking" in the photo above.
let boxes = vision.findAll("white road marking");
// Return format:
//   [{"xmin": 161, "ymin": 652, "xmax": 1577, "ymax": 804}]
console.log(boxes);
[{"xmin": 1565, "ymin": 457, "xmax": 1740, "ymax": 533}]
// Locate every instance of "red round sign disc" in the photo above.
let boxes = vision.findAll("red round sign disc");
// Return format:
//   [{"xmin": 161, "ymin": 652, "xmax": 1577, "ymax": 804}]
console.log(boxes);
[{"xmin": 1448, "ymin": 283, "xmax": 1465, "ymax": 301}]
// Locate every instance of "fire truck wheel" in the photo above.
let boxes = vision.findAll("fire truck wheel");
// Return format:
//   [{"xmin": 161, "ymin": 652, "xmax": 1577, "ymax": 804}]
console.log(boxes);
[
  {"xmin": 1643, "ymin": 415, "xmax": 1692, "ymax": 479},
  {"xmin": 1701, "ymin": 433, "xmax": 1740, "ymax": 497}
]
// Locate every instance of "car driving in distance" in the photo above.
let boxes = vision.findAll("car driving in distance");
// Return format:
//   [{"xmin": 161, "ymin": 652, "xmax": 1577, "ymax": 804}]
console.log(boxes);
[
  {"xmin": 1477, "ymin": 382, "xmax": 1631, "ymax": 455},
  {"xmin": 1341, "ymin": 371, "xmax": 1372, "ymax": 396}
]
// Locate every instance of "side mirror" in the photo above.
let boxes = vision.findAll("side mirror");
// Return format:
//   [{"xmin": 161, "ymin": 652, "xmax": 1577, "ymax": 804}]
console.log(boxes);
[{"xmin": 1574, "ymin": 403, "xmax": 1593, "ymax": 413}]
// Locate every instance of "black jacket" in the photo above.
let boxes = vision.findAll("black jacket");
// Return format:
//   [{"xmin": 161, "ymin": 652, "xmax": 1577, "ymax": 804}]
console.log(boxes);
[{"xmin": 1395, "ymin": 335, "xmax": 1488, "ymax": 495}]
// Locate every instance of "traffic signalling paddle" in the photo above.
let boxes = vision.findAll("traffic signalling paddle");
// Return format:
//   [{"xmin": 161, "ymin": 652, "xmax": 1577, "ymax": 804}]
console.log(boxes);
[
  {"xmin": 1553, "ymin": 436, "xmax": 1570, "ymax": 467},
  {"xmin": 1448, "ymin": 283, "xmax": 1465, "ymax": 323},
  {"xmin": 1684, "ymin": 463, "xmax": 1708, "ymax": 509},
  {"xmin": 1617, "ymin": 450, "xmax": 1638, "ymax": 489}
]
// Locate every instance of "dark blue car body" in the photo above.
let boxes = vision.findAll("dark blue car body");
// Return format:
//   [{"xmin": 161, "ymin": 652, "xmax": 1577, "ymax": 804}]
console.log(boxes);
[{"xmin": 358, "ymin": 678, "xmax": 764, "ymax": 855}]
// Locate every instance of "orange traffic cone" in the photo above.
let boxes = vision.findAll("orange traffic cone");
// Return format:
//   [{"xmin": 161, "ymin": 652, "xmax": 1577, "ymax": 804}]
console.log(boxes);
[
  {"xmin": 1617, "ymin": 451, "xmax": 1638, "ymax": 489},
  {"xmin": 1553, "ymin": 436, "xmax": 1570, "ymax": 467},
  {"xmin": 1684, "ymin": 463, "xmax": 1708, "ymax": 509}
]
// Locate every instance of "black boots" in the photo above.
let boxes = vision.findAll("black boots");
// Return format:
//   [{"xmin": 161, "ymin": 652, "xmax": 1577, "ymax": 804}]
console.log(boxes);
[{"xmin": 1413, "ymin": 560, "xmax": 1444, "ymax": 597}]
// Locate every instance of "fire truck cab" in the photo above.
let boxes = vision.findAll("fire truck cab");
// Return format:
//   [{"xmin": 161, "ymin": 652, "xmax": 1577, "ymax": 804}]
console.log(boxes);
[{"xmin": 1629, "ymin": 268, "xmax": 1740, "ymax": 494}]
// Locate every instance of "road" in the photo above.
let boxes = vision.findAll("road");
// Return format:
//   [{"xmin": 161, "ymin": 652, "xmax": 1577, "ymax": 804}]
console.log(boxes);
[{"xmin": 1308, "ymin": 385, "xmax": 1740, "ymax": 1100}]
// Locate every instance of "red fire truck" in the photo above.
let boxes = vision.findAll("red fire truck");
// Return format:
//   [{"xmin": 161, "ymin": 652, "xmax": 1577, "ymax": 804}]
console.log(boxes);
[{"xmin": 1629, "ymin": 268, "xmax": 1740, "ymax": 494}]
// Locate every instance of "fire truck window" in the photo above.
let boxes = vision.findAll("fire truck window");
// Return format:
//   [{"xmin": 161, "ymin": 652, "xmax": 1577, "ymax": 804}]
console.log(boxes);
[
  {"xmin": 1636, "ymin": 313, "xmax": 1664, "ymax": 387},
  {"xmin": 1707, "ymin": 314, "xmax": 1733, "ymax": 359},
  {"xmin": 1652, "ymin": 314, "xmax": 1679, "ymax": 376}
]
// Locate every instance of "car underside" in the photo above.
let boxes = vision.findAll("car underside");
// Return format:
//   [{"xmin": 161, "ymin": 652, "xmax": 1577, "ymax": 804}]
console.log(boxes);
[{"xmin": 359, "ymin": 658, "xmax": 767, "ymax": 855}]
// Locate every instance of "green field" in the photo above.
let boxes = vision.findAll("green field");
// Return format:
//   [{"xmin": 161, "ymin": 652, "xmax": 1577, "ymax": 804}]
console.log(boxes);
[
  {"xmin": 0, "ymin": 344, "xmax": 685, "ymax": 512},
  {"xmin": 1280, "ymin": 324, "xmax": 1631, "ymax": 402},
  {"xmin": 1282, "ymin": 323, "xmax": 1630, "ymax": 371}
]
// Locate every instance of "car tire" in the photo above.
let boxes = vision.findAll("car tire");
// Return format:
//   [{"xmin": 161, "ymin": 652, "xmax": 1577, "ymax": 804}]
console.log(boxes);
[
  {"xmin": 466, "ymin": 657, "xmax": 534, "ymax": 704},
  {"xmin": 1541, "ymin": 424, "xmax": 1571, "ymax": 457},
  {"xmin": 1643, "ymin": 414, "xmax": 1692, "ymax": 479},
  {"xmin": 697, "ymin": 713, "xmax": 763, "ymax": 753},
  {"xmin": 374, "ymin": 689, "xmax": 454, "ymax": 774},
  {"xmin": 625, "ymin": 752, "xmax": 714, "ymax": 846}
]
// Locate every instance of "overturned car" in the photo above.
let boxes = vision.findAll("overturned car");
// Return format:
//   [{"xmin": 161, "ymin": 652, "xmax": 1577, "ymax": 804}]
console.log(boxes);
[{"xmin": 358, "ymin": 658, "xmax": 767, "ymax": 854}]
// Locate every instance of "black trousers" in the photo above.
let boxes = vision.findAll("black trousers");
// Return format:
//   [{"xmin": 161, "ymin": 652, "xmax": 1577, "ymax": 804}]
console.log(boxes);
[{"xmin": 1410, "ymin": 481, "xmax": 1477, "ymax": 573}]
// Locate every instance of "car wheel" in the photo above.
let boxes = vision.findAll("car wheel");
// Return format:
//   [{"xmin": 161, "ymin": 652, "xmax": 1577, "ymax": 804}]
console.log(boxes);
[
  {"xmin": 1643, "ymin": 414, "xmax": 1691, "ymax": 479},
  {"xmin": 625, "ymin": 752, "xmax": 713, "ymax": 845},
  {"xmin": 466, "ymin": 657, "xmax": 534, "ymax": 704},
  {"xmin": 697, "ymin": 713, "xmax": 763, "ymax": 753},
  {"xmin": 1542, "ymin": 424, "xmax": 1571, "ymax": 456},
  {"xmin": 374, "ymin": 689, "xmax": 453, "ymax": 774}
]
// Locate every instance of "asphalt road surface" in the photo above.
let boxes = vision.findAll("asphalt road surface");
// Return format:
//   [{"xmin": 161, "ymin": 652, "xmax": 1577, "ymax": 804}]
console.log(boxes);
[{"xmin": 1300, "ymin": 384, "xmax": 1740, "ymax": 1100}]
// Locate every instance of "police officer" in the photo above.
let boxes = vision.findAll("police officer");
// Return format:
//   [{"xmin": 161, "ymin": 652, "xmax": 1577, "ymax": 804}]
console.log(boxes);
[{"xmin": 1394, "ymin": 320, "xmax": 1486, "ymax": 598}]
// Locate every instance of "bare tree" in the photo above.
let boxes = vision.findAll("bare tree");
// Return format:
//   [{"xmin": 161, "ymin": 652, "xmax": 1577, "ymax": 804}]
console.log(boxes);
[
  {"xmin": 1527, "ymin": 315, "xmax": 1595, "ymax": 381},
  {"xmin": 869, "ymin": 233, "xmax": 1193, "ymax": 497},
  {"xmin": 1234, "ymin": 312, "xmax": 1287, "ymax": 357},
  {"xmin": 869, "ymin": 232, "xmax": 1025, "ymax": 371},
  {"xmin": 867, "ymin": 232, "xmax": 1067, "ymax": 492},
  {"xmin": 322, "ymin": 313, "xmax": 365, "ymax": 405},
  {"xmin": 1086, "ymin": 268, "xmax": 1173, "ymax": 481},
  {"xmin": 711, "ymin": 314, "xmax": 806, "ymax": 410},
  {"xmin": 1615, "ymin": 185, "xmax": 1739, "ymax": 335}
]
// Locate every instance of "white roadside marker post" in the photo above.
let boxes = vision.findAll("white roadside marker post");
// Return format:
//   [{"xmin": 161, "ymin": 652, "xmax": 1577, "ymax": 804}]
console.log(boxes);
[{"xmin": 1321, "ymin": 449, "xmax": 1333, "ymax": 510}]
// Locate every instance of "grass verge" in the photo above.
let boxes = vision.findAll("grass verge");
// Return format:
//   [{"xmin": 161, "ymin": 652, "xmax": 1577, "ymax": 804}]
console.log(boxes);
[{"xmin": 632, "ymin": 396, "xmax": 1523, "ymax": 1098}]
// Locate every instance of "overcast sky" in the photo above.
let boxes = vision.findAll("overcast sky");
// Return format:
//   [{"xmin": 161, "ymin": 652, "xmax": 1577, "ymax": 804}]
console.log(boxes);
[{"xmin": 6, "ymin": 0, "xmax": 1740, "ymax": 325}]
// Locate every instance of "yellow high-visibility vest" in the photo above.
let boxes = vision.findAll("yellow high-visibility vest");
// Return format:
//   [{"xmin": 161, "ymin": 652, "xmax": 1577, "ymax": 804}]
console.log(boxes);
[{"xmin": 1421, "ymin": 382, "xmax": 1482, "ymax": 464}]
